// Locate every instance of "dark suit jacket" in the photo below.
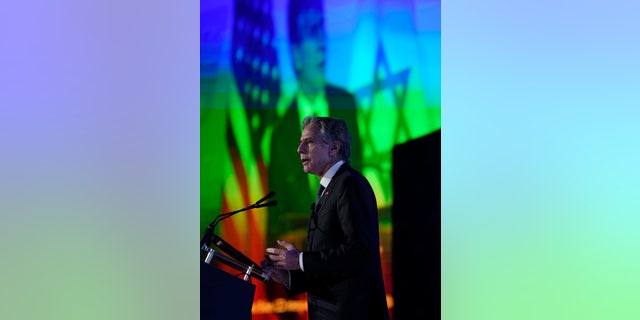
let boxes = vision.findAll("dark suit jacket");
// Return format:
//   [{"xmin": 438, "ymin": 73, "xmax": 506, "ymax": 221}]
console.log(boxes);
[
  {"xmin": 267, "ymin": 85, "xmax": 362, "ymax": 242},
  {"xmin": 287, "ymin": 164, "xmax": 390, "ymax": 320}
]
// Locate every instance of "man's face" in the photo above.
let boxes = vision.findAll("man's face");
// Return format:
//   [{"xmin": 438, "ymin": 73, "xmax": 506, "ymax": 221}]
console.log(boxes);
[
  {"xmin": 297, "ymin": 123, "xmax": 333, "ymax": 177},
  {"xmin": 292, "ymin": 8, "xmax": 326, "ymax": 86}
]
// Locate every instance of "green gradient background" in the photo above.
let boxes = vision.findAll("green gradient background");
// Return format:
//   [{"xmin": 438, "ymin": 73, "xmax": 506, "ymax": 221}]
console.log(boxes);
[{"xmin": 3, "ymin": 0, "xmax": 640, "ymax": 320}]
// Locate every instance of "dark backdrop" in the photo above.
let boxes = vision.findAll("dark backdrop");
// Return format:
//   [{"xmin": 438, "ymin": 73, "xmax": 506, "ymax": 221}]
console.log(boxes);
[{"xmin": 392, "ymin": 129, "xmax": 441, "ymax": 319}]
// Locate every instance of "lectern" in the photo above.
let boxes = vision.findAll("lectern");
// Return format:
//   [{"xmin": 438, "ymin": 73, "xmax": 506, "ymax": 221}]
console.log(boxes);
[
  {"xmin": 200, "ymin": 261, "xmax": 255, "ymax": 320},
  {"xmin": 200, "ymin": 192, "xmax": 276, "ymax": 320}
]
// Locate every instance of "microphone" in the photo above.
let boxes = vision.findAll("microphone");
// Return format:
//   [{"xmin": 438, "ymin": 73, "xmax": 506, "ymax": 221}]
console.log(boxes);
[{"xmin": 255, "ymin": 190, "xmax": 276, "ymax": 206}]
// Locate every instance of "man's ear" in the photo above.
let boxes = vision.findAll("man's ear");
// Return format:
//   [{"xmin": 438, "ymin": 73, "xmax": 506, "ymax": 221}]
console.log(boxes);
[{"xmin": 329, "ymin": 141, "xmax": 340, "ymax": 155}]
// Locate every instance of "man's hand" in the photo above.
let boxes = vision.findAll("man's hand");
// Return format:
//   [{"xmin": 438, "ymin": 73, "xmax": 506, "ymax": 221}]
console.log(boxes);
[
  {"xmin": 265, "ymin": 240, "xmax": 301, "ymax": 271},
  {"xmin": 261, "ymin": 258, "xmax": 289, "ymax": 285}
]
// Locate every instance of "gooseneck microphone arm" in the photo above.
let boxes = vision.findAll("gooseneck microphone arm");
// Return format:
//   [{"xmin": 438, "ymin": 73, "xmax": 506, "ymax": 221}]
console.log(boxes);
[
  {"xmin": 211, "ymin": 199, "xmax": 278, "ymax": 229},
  {"xmin": 200, "ymin": 191, "xmax": 277, "ymax": 248}
]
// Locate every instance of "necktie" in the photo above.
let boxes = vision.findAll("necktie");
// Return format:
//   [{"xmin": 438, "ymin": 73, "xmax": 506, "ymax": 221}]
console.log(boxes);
[
  {"xmin": 311, "ymin": 184, "xmax": 325, "ymax": 231},
  {"xmin": 316, "ymin": 184, "xmax": 325, "ymax": 204}
]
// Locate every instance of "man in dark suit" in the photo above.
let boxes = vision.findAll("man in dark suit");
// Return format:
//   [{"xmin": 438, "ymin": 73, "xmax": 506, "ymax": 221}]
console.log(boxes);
[
  {"xmin": 264, "ymin": 116, "xmax": 389, "ymax": 320},
  {"xmin": 267, "ymin": 0, "xmax": 362, "ymax": 245}
]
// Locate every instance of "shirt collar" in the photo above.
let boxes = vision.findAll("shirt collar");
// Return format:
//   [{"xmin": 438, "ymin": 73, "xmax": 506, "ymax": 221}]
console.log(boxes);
[{"xmin": 320, "ymin": 160, "xmax": 345, "ymax": 188}]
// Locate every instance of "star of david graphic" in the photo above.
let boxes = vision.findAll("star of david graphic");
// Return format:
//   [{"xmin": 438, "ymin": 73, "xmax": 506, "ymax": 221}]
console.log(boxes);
[{"xmin": 354, "ymin": 42, "xmax": 411, "ymax": 200}]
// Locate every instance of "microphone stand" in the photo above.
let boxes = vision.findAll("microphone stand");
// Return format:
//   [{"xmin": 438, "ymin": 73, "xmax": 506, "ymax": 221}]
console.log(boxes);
[
  {"xmin": 200, "ymin": 191, "xmax": 277, "ymax": 282},
  {"xmin": 203, "ymin": 248, "xmax": 271, "ymax": 282}
]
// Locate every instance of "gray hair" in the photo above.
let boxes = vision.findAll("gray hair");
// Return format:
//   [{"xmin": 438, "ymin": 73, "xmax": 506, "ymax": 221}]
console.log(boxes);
[{"xmin": 302, "ymin": 116, "xmax": 352, "ymax": 162}]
